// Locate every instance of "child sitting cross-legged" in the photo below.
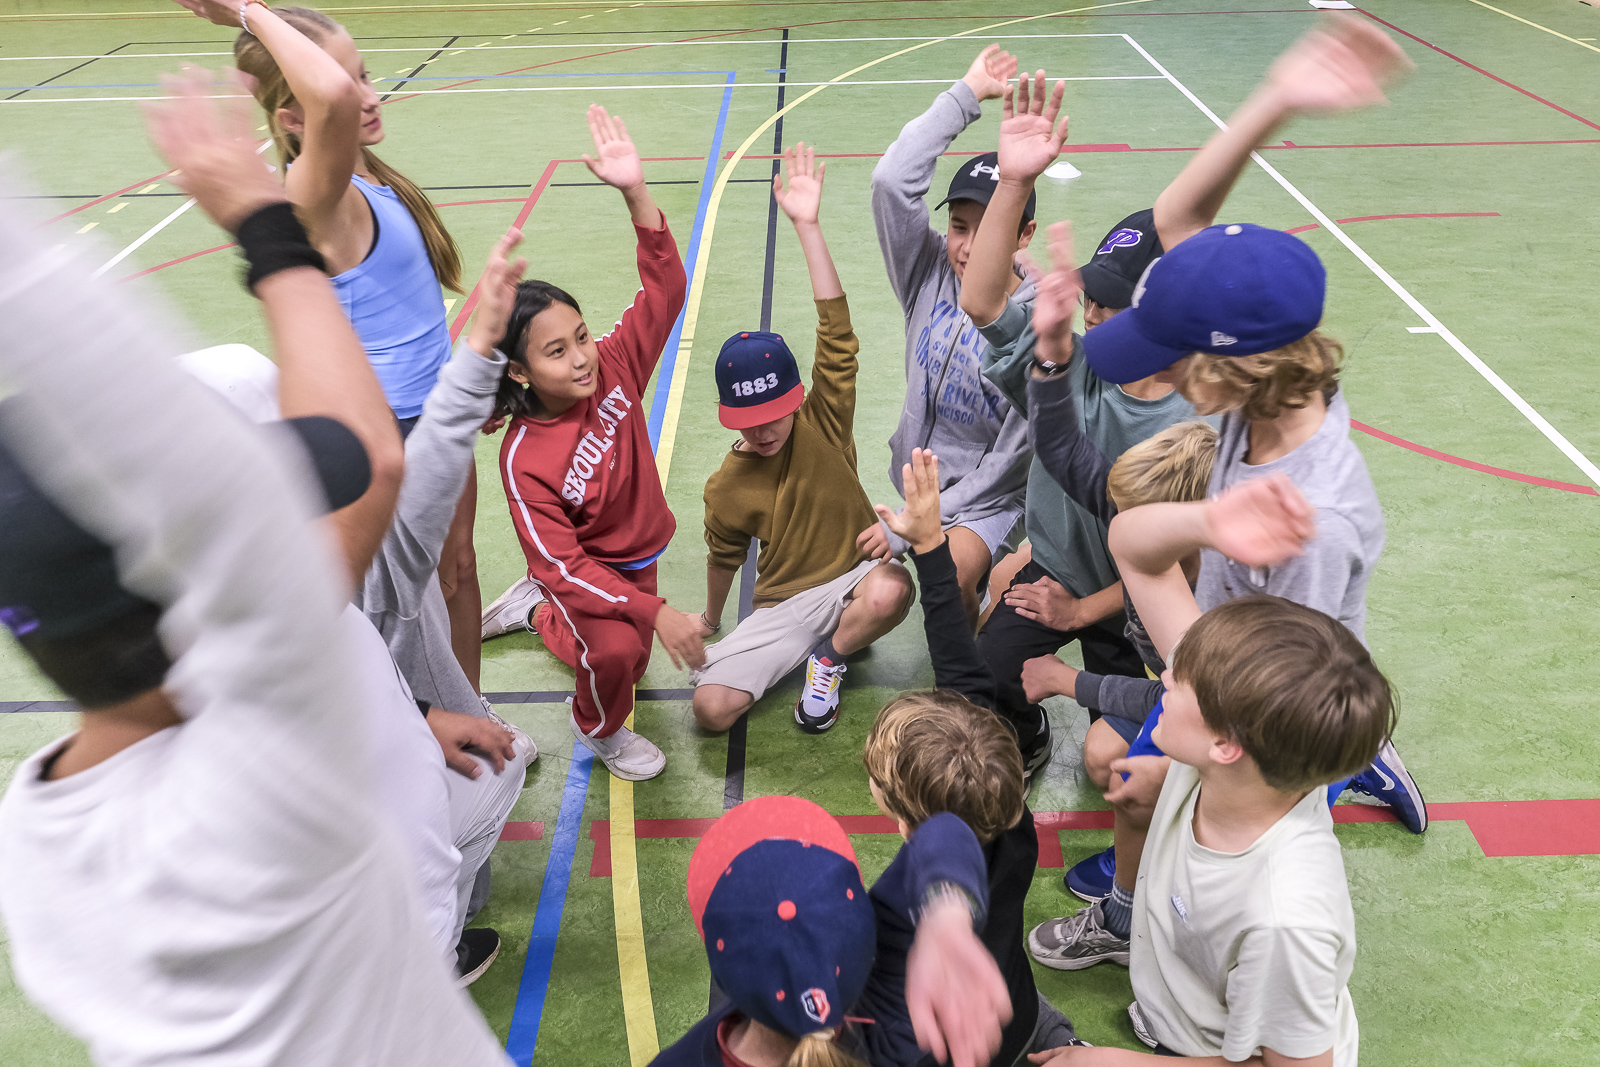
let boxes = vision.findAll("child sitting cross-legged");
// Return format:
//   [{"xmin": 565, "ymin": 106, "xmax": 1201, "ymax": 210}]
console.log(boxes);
[{"xmin": 1031, "ymin": 475, "xmax": 1397, "ymax": 1067}]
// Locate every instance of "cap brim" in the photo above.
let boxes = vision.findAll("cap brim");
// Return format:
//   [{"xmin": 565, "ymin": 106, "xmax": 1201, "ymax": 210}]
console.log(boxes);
[
  {"xmin": 1081, "ymin": 305, "xmax": 1194, "ymax": 385},
  {"xmin": 687, "ymin": 796, "xmax": 858, "ymax": 938},
  {"xmin": 719, "ymin": 383, "xmax": 804, "ymax": 430}
]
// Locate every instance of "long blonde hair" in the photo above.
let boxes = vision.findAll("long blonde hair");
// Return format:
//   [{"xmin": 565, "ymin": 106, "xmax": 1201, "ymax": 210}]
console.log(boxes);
[
  {"xmin": 788, "ymin": 1030, "xmax": 867, "ymax": 1067},
  {"xmin": 234, "ymin": 6, "xmax": 463, "ymax": 293}
]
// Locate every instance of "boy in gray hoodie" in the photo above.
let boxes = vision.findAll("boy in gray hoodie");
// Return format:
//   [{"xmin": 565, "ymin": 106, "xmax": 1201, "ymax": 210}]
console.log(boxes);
[{"xmin": 866, "ymin": 45, "xmax": 1036, "ymax": 626}]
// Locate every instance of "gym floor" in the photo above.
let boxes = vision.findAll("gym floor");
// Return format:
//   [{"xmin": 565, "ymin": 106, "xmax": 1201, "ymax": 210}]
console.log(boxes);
[{"xmin": 2, "ymin": 1, "xmax": 1598, "ymax": 1063}]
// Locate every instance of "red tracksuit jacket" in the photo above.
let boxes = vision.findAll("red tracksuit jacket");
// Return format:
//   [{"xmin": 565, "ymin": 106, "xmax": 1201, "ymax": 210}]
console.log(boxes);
[{"xmin": 499, "ymin": 218, "xmax": 686, "ymax": 632}]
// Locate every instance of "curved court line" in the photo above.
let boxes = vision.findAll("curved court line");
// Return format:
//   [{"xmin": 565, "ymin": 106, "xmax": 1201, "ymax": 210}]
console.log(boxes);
[
  {"xmin": 1351, "ymin": 420, "xmax": 1598, "ymax": 497},
  {"xmin": 1462, "ymin": 0, "xmax": 1600, "ymax": 56},
  {"xmin": 651, "ymin": 0, "xmax": 1164, "ymax": 484},
  {"xmin": 1282, "ymin": 211, "xmax": 1500, "ymax": 235}
]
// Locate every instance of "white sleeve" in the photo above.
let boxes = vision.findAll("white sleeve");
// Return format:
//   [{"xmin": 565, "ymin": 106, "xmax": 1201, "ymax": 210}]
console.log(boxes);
[{"xmin": 1222, "ymin": 926, "xmax": 1344, "ymax": 1062}]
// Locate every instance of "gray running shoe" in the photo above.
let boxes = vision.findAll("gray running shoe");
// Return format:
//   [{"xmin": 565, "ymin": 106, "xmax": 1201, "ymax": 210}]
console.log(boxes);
[
  {"xmin": 1027, "ymin": 901, "xmax": 1131, "ymax": 970},
  {"xmin": 1127, "ymin": 1001, "xmax": 1158, "ymax": 1048}
]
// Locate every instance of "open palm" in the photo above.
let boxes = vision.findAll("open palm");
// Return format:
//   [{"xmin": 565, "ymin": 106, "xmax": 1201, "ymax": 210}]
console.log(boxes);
[
  {"xmin": 772, "ymin": 141, "xmax": 825, "ymax": 225},
  {"xmin": 1267, "ymin": 16, "xmax": 1412, "ymax": 115},
  {"xmin": 997, "ymin": 70, "xmax": 1068, "ymax": 182},
  {"xmin": 1027, "ymin": 221, "xmax": 1078, "ymax": 364},
  {"xmin": 581, "ymin": 103, "xmax": 645, "ymax": 190},
  {"xmin": 1204, "ymin": 475, "xmax": 1316, "ymax": 568}
]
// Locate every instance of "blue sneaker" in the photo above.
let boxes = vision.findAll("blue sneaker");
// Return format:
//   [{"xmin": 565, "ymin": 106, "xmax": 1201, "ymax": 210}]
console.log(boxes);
[
  {"xmin": 1065, "ymin": 846, "xmax": 1116, "ymax": 902},
  {"xmin": 1345, "ymin": 739, "xmax": 1428, "ymax": 834}
]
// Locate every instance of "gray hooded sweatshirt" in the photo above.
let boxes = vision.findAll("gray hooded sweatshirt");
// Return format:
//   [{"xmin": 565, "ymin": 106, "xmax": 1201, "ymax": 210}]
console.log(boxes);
[{"xmin": 871, "ymin": 79, "xmax": 1033, "ymax": 553}]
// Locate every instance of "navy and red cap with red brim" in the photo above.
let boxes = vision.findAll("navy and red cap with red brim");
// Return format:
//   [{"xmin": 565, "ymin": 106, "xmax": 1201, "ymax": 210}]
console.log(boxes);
[
  {"xmin": 687, "ymin": 795, "xmax": 876, "ymax": 1038},
  {"xmin": 1082, "ymin": 222, "xmax": 1327, "ymax": 385},
  {"xmin": 716, "ymin": 332, "xmax": 805, "ymax": 430}
]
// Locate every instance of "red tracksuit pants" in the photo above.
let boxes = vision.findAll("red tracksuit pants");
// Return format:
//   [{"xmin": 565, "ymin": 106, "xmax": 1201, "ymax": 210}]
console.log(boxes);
[{"xmin": 534, "ymin": 562, "xmax": 656, "ymax": 739}]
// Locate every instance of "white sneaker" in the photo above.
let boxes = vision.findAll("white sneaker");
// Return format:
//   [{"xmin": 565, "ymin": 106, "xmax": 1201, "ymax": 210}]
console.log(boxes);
[
  {"xmin": 482, "ymin": 575, "xmax": 544, "ymax": 641},
  {"xmin": 482, "ymin": 698, "xmax": 537, "ymax": 764},
  {"xmin": 794, "ymin": 654, "xmax": 846, "ymax": 734},
  {"xmin": 570, "ymin": 714, "xmax": 665, "ymax": 781}
]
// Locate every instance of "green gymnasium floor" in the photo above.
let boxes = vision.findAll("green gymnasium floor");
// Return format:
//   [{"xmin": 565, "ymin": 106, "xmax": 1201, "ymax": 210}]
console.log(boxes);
[{"xmin": 3, "ymin": 0, "xmax": 1599, "ymax": 1063}]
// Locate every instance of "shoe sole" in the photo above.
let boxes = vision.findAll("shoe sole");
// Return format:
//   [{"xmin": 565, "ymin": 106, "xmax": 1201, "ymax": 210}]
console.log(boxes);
[
  {"xmin": 1375, "ymin": 742, "xmax": 1428, "ymax": 834},
  {"xmin": 1026, "ymin": 929, "xmax": 1130, "ymax": 971},
  {"xmin": 1067, "ymin": 882, "xmax": 1112, "ymax": 905},
  {"xmin": 1127, "ymin": 1003, "xmax": 1159, "ymax": 1049},
  {"xmin": 455, "ymin": 938, "xmax": 500, "ymax": 988},
  {"xmin": 793, "ymin": 706, "xmax": 838, "ymax": 734}
]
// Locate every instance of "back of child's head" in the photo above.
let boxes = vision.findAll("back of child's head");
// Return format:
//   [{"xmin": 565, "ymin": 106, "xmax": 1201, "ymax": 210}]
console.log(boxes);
[
  {"xmin": 492, "ymin": 280, "xmax": 583, "ymax": 420},
  {"xmin": 687, "ymin": 797, "xmax": 874, "ymax": 1067},
  {"xmin": 864, "ymin": 690, "xmax": 1025, "ymax": 843},
  {"xmin": 1170, "ymin": 595, "xmax": 1394, "ymax": 792},
  {"xmin": 1179, "ymin": 328, "xmax": 1344, "ymax": 421},
  {"xmin": 1106, "ymin": 421, "xmax": 1218, "ymax": 512}
]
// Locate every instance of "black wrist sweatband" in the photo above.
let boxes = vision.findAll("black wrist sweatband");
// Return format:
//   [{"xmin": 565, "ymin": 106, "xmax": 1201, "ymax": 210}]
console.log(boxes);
[{"xmin": 236, "ymin": 200, "xmax": 326, "ymax": 292}]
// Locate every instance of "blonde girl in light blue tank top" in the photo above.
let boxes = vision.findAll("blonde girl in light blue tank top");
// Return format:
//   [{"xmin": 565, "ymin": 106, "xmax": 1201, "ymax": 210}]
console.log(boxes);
[{"xmin": 177, "ymin": 1, "xmax": 486, "ymax": 691}]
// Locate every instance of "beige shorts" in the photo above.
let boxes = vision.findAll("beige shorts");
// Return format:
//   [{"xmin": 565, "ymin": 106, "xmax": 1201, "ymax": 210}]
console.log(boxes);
[{"xmin": 691, "ymin": 558, "xmax": 880, "ymax": 702}]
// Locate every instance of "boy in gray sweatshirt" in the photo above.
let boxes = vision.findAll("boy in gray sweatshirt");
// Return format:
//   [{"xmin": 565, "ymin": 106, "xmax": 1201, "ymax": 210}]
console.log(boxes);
[{"xmin": 867, "ymin": 45, "xmax": 1036, "ymax": 625}]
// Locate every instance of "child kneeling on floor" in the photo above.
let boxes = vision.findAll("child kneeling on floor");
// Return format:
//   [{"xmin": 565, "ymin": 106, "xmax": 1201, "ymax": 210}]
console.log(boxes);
[{"xmin": 1033, "ymin": 476, "xmax": 1395, "ymax": 1067}]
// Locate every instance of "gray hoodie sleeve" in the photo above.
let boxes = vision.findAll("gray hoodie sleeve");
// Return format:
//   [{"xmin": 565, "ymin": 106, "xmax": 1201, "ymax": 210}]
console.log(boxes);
[
  {"xmin": 1074, "ymin": 671, "xmax": 1164, "ymax": 722},
  {"xmin": 872, "ymin": 80, "xmax": 983, "ymax": 312},
  {"xmin": 1026, "ymin": 368, "xmax": 1115, "ymax": 525}
]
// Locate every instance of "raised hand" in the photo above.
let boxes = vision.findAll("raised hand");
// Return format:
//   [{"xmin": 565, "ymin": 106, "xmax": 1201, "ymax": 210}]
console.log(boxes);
[
  {"xmin": 997, "ymin": 69, "xmax": 1068, "ymax": 183},
  {"xmin": 580, "ymin": 103, "xmax": 646, "ymax": 192},
  {"xmin": 962, "ymin": 43, "xmax": 1018, "ymax": 103},
  {"xmin": 1265, "ymin": 14, "xmax": 1413, "ymax": 115},
  {"xmin": 1203, "ymin": 474, "xmax": 1316, "ymax": 568},
  {"xmin": 1025, "ymin": 221, "xmax": 1079, "ymax": 365},
  {"xmin": 771, "ymin": 142, "xmax": 826, "ymax": 227},
  {"xmin": 170, "ymin": 0, "xmax": 244, "ymax": 27},
  {"xmin": 467, "ymin": 227, "xmax": 528, "ymax": 357},
  {"xmin": 143, "ymin": 66, "xmax": 283, "ymax": 235},
  {"xmin": 875, "ymin": 448, "xmax": 944, "ymax": 556}
]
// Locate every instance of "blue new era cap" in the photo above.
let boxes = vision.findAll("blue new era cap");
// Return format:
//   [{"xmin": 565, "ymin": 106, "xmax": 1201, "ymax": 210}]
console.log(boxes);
[
  {"xmin": 716, "ymin": 331, "xmax": 805, "ymax": 429},
  {"xmin": 688, "ymin": 797, "xmax": 875, "ymax": 1039},
  {"xmin": 1082, "ymin": 223, "xmax": 1327, "ymax": 385}
]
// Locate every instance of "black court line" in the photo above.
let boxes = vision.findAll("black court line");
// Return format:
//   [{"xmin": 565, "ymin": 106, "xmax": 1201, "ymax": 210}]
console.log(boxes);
[
  {"xmin": 7, "ymin": 42, "xmax": 128, "ymax": 101},
  {"xmin": 380, "ymin": 35, "xmax": 459, "ymax": 102},
  {"xmin": 2, "ymin": 690, "xmax": 695, "ymax": 714},
  {"xmin": 720, "ymin": 28, "xmax": 789, "ymax": 820}
]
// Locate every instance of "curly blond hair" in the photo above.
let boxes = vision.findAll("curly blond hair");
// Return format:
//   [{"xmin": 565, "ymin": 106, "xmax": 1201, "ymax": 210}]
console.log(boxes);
[
  {"xmin": 1106, "ymin": 421, "xmax": 1218, "ymax": 512},
  {"xmin": 1179, "ymin": 329, "xmax": 1344, "ymax": 420}
]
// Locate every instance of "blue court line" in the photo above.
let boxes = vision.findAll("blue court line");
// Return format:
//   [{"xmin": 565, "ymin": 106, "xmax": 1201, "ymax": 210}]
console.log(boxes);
[
  {"xmin": 505, "ymin": 740, "xmax": 595, "ymax": 1067},
  {"xmin": 648, "ymin": 70, "xmax": 736, "ymax": 448}
]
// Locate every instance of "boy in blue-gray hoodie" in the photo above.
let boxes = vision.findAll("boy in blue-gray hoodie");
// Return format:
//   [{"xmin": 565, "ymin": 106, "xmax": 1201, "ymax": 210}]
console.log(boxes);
[{"xmin": 867, "ymin": 45, "xmax": 1037, "ymax": 627}]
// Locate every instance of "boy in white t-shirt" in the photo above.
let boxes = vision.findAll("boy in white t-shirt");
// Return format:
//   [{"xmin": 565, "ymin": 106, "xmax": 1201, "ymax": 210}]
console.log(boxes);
[{"xmin": 1034, "ymin": 475, "xmax": 1395, "ymax": 1067}]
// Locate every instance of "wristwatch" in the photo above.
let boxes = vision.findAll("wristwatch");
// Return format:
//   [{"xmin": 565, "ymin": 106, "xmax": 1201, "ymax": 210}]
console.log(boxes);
[{"xmin": 1031, "ymin": 355, "xmax": 1068, "ymax": 379}]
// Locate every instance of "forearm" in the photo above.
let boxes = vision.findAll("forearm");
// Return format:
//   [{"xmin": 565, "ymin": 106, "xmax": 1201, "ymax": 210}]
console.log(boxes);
[
  {"xmin": 793, "ymin": 220, "xmax": 844, "ymax": 300},
  {"xmin": 1076, "ymin": 581, "xmax": 1126, "ymax": 627},
  {"xmin": 621, "ymin": 183, "xmax": 664, "ymax": 231},
  {"xmin": 958, "ymin": 179, "xmax": 1032, "ymax": 327},
  {"xmin": 1108, "ymin": 501, "xmax": 1212, "ymax": 578},
  {"xmin": 248, "ymin": 7, "xmax": 360, "ymax": 117},
  {"xmin": 1153, "ymin": 88, "xmax": 1288, "ymax": 249},
  {"xmin": 703, "ymin": 565, "xmax": 737, "ymax": 627}
]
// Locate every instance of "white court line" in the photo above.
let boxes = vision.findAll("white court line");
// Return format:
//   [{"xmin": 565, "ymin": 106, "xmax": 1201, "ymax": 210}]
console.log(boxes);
[
  {"xmin": 1121, "ymin": 33, "xmax": 1600, "ymax": 489},
  {"xmin": 0, "ymin": 75, "xmax": 1166, "ymax": 105},
  {"xmin": 89, "ymin": 141, "xmax": 271, "ymax": 279},
  {"xmin": 0, "ymin": 33, "xmax": 1130, "ymax": 61}
]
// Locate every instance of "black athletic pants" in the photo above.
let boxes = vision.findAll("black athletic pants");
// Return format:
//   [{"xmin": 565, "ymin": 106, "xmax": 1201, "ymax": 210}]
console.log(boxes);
[{"xmin": 976, "ymin": 559, "xmax": 1147, "ymax": 756}]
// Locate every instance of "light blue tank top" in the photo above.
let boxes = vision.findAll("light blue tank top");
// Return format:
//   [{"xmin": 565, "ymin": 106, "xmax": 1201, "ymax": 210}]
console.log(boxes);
[{"xmin": 331, "ymin": 176, "xmax": 452, "ymax": 419}]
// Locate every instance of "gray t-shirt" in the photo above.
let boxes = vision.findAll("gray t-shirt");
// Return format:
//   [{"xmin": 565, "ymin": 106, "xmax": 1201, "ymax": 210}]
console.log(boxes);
[
  {"xmin": 980, "ymin": 300, "xmax": 1202, "ymax": 598},
  {"xmin": 1195, "ymin": 390, "xmax": 1384, "ymax": 642}
]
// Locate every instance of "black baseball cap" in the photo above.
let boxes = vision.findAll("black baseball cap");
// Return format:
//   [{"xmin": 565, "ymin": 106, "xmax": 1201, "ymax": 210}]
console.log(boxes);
[
  {"xmin": 0, "ymin": 414, "xmax": 369, "ymax": 644},
  {"xmin": 935, "ymin": 152, "xmax": 1038, "ymax": 222},
  {"xmin": 1079, "ymin": 209, "xmax": 1163, "ymax": 310}
]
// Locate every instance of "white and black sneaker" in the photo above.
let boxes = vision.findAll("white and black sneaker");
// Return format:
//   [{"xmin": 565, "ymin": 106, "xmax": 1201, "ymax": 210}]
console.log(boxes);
[
  {"xmin": 1021, "ymin": 714, "xmax": 1055, "ymax": 780},
  {"xmin": 455, "ymin": 927, "xmax": 501, "ymax": 987},
  {"xmin": 1027, "ymin": 901, "xmax": 1131, "ymax": 970},
  {"xmin": 482, "ymin": 575, "xmax": 544, "ymax": 641},
  {"xmin": 795, "ymin": 655, "xmax": 846, "ymax": 734}
]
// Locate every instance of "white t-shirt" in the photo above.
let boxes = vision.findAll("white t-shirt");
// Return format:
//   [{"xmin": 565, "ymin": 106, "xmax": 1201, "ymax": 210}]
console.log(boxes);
[{"xmin": 1131, "ymin": 762, "xmax": 1359, "ymax": 1066}]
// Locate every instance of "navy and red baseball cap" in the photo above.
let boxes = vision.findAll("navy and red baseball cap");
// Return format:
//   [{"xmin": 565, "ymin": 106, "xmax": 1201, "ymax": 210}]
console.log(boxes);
[
  {"xmin": 935, "ymin": 152, "xmax": 1037, "ymax": 223},
  {"xmin": 1079, "ymin": 209, "xmax": 1163, "ymax": 311},
  {"xmin": 715, "ymin": 331, "xmax": 804, "ymax": 430},
  {"xmin": 687, "ymin": 796, "xmax": 875, "ymax": 1038},
  {"xmin": 1082, "ymin": 222, "xmax": 1327, "ymax": 385}
]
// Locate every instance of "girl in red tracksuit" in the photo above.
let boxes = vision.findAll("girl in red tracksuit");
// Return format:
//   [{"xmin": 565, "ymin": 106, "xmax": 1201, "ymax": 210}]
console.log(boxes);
[{"xmin": 488, "ymin": 105, "xmax": 699, "ymax": 782}]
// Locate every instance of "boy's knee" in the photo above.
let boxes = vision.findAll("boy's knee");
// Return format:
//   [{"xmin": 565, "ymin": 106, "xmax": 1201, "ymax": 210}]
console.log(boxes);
[
  {"xmin": 865, "ymin": 563, "xmax": 914, "ymax": 620},
  {"xmin": 1084, "ymin": 719, "xmax": 1129, "ymax": 790},
  {"xmin": 693, "ymin": 685, "xmax": 753, "ymax": 733}
]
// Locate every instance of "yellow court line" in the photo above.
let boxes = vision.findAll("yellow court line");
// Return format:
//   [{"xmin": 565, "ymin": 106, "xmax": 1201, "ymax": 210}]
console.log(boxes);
[
  {"xmin": 0, "ymin": 0, "xmax": 749, "ymax": 18},
  {"xmin": 653, "ymin": 0, "xmax": 1162, "ymax": 484},
  {"xmin": 1463, "ymin": 0, "xmax": 1600, "ymax": 55},
  {"xmin": 609, "ymin": 712, "xmax": 658, "ymax": 1067}
]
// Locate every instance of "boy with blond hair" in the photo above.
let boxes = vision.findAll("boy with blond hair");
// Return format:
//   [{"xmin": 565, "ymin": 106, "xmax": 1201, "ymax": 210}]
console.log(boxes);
[{"xmin": 1032, "ymin": 475, "xmax": 1395, "ymax": 1067}]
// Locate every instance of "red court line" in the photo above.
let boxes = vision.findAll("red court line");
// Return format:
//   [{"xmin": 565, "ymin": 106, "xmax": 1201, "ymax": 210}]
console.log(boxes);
[
  {"xmin": 117, "ymin": 240, "xmax": 234, "ymax": 283},
  {"xmin": 1351, "ymin": 420, "xmax": 1598, "ymax": 496},
  {"xmin": 447, "ymin": 158, "xmax": 561, "ymax": 341},
  {"xmin": 1357, "ymin": 7, "xmax": 1600, "ymax": 133},
  {"xmin": 585, "ymin": 799, "xmax": 1598, "ymax": 875},
  {"xmin": 499, "ymin": 821, "xmax": 547, "ymax": 842},
  {"xmin": 1276, "ymin": 138, "xmax": 1600, "ymax": 150},
  {"xmin": 1282, "ymin": 211, "xmax": 1500, "ymax": 235}
]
